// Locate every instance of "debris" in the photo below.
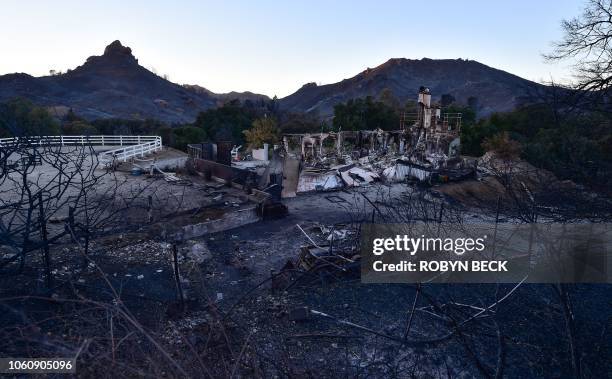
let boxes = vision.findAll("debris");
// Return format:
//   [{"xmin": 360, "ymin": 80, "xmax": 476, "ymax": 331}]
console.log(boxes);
[
  {"xmin": 297, "ymin": 170, "xmax": 344, "ymax": 193},
  {"xmin": 290, "ymin": 223, "xmax": 359, "ymax": 278},
  {"xmin": 279, "ymin": 88, "xmax": 473, "ymax": 195},
  {"xmin": 184, "ymin": 242, "xmax": 212, "ymax": 264},
  {"xmin": 383, "ymin": 160, "xmax": 433, "ymax": 182},
  {"xmin": 338, "ymin": 165, "xmax": 379, "ymax": 187},
  {"xmin": 147, "ymin": 164, "xmax": 193, "ymax": 185},
  {"xmin": 296, "ymin": 224, "xmax": 323, "ymax": 249},
  {"xmin": 295, "ymin": 246, "xmax": 347, "ymax": 272},
  {"xmin": 327, "ymin": 229, "xmax": 349, "ymax": 241}
]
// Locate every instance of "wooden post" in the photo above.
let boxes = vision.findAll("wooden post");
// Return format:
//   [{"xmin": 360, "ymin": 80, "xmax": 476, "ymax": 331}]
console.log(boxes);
[{"xmin": 38, "ymin": 192, "xmax": 52, "ymax": 288}]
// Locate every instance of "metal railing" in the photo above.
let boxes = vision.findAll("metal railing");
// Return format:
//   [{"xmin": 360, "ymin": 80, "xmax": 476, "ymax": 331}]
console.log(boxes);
[{"xmin": 0, "ymin": 135, "xmax": 163, "ymax": 163}]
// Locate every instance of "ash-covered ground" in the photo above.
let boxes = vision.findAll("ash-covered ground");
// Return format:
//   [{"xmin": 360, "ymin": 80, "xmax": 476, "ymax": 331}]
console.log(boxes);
[{"xmin": 1, "ymin": 182, "xmax": 609, "ymax": 378}]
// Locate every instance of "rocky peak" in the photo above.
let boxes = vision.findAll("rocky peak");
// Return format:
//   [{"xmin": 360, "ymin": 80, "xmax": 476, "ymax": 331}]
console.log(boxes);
[
  {"xmin": 84, "ymin": 40, "xmax": 138, "ymax": 66},
  {"xmin": 103, "ymin": 40, "xmax": 133, "ymax": 57}
]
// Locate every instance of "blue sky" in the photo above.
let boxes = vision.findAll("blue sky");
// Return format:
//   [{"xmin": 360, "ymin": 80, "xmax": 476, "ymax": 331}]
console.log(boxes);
[{"xmin": 0, "ymin": 0, "xmax": 584, "ymax": 97}]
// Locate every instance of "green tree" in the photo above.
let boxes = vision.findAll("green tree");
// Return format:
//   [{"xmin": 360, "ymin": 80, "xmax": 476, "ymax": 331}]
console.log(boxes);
[
  {"xmin": 156, "ymin": 126, "xmax": 175, "ymax": 148},
  {"xmin": 90, "ymin": 118, "xmax": 165, "ymax": 135},
  {"xmin": 278, "ymin": 112, "xmax": 320, "ymax": 133},
  {"xmin": 378, "ymin": 88, "xmax": 400, "ymax": 111},
  {"xmin": 0, "ymin": 98, "xmax": 60, "ymax": 136},
  {"xmin": 243, "ymin": 117, "xmax": 280, "ymax": 149},
  {"xmin": 193, "ymin": 101, "xmax": 255, "ymax": 144},
  {"xmin": 333, "ymin": 96, "xmax": 399, "ymax": 131},
  {"xmin": 172, "ymin": 126, "xmax": 206, "ymax": 151},
  {"xmin": 62, "ymin": 120, "xmax": 98, "ymax": 135},
  {"xmin": 459, "ymin": 102, "xmax": 612, "ymax": 186}
]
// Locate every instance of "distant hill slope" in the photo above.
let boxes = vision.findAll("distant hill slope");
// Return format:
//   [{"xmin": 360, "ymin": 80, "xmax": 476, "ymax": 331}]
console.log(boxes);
[
  {"xmin": 0, "ymin": 41, "xmax": 265, "ymax": 123},
  {"xmin": 279, "ymin": 58, "xmax": 545, "ymax": 117},
  {"xmin": 183, "ymin": 84, "xmax": 270, "ymax": 105}
]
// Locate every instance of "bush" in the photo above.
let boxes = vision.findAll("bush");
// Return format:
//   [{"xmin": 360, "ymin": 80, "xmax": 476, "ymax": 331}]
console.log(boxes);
[{"xmin": 243, "ymin": 117, "xmax": 280, "ymax": 150}]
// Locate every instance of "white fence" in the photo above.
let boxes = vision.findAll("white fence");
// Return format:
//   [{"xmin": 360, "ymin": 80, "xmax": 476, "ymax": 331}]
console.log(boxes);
[{"xmin": 0, "ymin": 135, "xmax": 163, "ymax": 164}]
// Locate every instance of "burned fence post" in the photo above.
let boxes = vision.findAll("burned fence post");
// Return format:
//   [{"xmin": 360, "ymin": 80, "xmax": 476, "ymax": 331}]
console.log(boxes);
[{"xmin": 38, "ymin": 192, "xmax": 52, "ymax": 288}]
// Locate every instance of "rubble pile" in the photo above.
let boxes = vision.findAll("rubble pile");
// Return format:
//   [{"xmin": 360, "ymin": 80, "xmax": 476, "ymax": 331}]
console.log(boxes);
[
  {"xmin": 180, "ymin": 88, "xmax": 479, "ymax": 225},
  {"xmin": 270, "ymin": 88, "xmax": 476, "ymax": 195},
  {"xmin": 273, "ymin": 224, "xmax": 361, "ymax": 290},
  {"xmin": 252, "ymin": 88, "xmax": 477, "ymax": 196}
]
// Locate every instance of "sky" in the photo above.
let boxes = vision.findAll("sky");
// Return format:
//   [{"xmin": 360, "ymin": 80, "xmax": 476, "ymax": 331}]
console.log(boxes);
[{"xmin": 0, "ymin": 0, "xmax": 585, "ymax": 97}]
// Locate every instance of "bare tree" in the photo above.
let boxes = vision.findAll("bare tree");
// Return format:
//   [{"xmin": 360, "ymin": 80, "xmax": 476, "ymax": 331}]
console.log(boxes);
[
  {"xmin": 0, "ymin": 140, "xmax": 104, "ymax": 274},
  {"xmin": 0, "ymin": 136, "xmax": 190, "ymax": 284},
  {"xmin": 545, "ymin": 0, "xmax": 612, "ymax": 110}
]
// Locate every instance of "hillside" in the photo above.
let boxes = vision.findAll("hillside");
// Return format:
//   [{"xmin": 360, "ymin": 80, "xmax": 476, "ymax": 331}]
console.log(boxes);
[
  {"xmin": 0, "ymin": 41, "xmax": 264, "ymax": 123},
  {"xmin": 279, "ymin": 58, "xmax": 545, "ymax": 117}
]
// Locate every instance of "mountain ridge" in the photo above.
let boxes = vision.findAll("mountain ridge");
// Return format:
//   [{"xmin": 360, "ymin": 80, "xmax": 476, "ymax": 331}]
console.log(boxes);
[
  {"xmin": 280, "ymin": 57, "xmax": 544, "ymax": 118},
  {"xmin": 0, "ymin": 41, "xmax": 546, "ymax": 123}
]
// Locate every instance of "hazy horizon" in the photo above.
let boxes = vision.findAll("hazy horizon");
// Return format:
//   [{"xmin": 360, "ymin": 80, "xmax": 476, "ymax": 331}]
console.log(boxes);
[{"xmin": 1, "ymin": 0, "xmax": 584, "ymax": 97}]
